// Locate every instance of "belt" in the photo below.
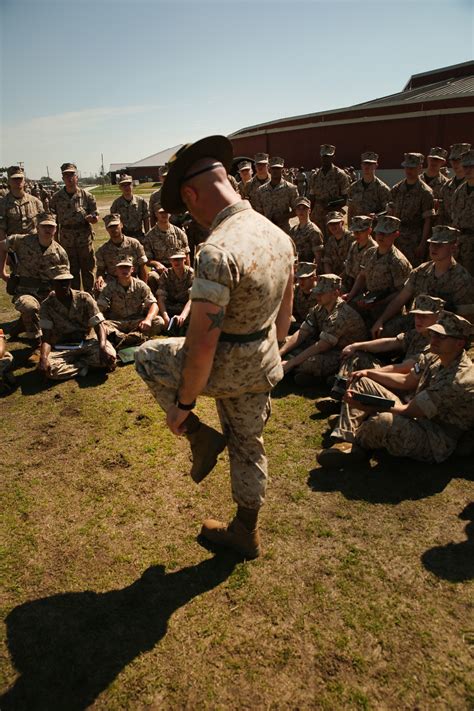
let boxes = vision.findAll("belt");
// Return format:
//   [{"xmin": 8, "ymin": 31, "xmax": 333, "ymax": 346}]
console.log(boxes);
[{"xmin": 219, "ymin": 325, "xmax": 271, "ymax": 344}]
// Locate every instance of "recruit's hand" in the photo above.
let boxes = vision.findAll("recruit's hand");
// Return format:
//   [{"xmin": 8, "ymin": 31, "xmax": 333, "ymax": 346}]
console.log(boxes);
[
  {"xmin": 341, "ymin": 343, "xmax": 356, "ymax": 359},
  {"xmin": 344, "ymin": 389, "xmax": 378, "ymax": 414},
  {"xmin": 138, "ymin": 318, "xmax": 152, "ymax": 333},
  {"xmin": 371, "ymin": 320, "xmax": 384, "ymax": 338},
  {"xmin": 100, "ymin": 346, "xmax": 116, "ymax": 371},
  {"xmin": 94, "ymin": 276, "xmax": 105, "ymax": 291},
  {"xmin": 166, "ymin": 404, "xmax": 190, "ymax": 436},
  {"xmin": 37, "ymin": 356, "xmax": 50, "ymax": 378}
]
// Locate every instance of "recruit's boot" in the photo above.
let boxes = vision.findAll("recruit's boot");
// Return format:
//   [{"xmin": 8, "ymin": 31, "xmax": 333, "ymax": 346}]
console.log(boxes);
[
  {"xmin": 184, "ymin": 412, "xmax": 227, "ymax": 483},
  {"xmin": 200, "ymin": 506, "xmax": 261, "ymax": 559},
  {"xmin": 316, "ymin": 441, "xmax": 368, "ymax": 469},
  {"xmin": 316, "ymin": 397, "xmax": 340, "ymax": 416}
]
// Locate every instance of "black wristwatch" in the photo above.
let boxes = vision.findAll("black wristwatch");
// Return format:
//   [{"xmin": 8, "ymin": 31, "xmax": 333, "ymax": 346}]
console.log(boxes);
[{"xmin": 175, "ymin": 397, "xmax": 196, "ymax": 411}]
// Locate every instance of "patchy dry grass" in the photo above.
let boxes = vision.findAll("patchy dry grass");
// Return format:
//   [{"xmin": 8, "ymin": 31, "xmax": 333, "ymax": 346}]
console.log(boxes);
[{"xmin": 0, "ymin": 211, "xmax": 473, "ymax": 709}]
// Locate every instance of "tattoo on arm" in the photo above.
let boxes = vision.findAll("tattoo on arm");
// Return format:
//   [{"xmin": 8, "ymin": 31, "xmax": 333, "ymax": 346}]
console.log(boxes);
[{"xmin": 206, "ymin": 308, "xmax": 225, "ymax": 331}]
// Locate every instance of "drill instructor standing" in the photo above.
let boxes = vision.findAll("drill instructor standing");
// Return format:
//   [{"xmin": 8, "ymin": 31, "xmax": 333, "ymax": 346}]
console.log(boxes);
[{"xmin": 135, "ymin": 136, "xmax": 294, "ymax": 559}]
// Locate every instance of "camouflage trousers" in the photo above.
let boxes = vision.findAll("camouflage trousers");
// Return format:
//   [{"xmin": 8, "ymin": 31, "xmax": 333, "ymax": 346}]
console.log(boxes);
[
  {"xmin": 135, "ymin": 337, "xmax": 272, "ymax": 509},
  {"xmin": 59, "ymin": 229, "xmax": 96, "ymax": 294},
  {"xmin": 295, "ymin": 348, "xmax": 342, "ymax": 379},
  {"xmin": 332, "ymin": 376, "xmax": 456, "ymax": 462},
  {"xmin": 13, "ymin": 294, "xmax": 45, "ymax": 338},
  {"xmin": 47, "ymin": 339, "xmax": 116, "ymax": 381},
  {"xmin": 310, "ymin": 205, "xmax": 329, "ymax": 238},
  {"xmin": 0, "ymin": 351, "xmax": 13, "ymax": 376},
  {"xmin": 104, "ymin": 316, "xmax": 164, "ymax": 339},
  {"xmin": 457, "ymin": 232, "xmax": 474, "ymax": 277},
  {"xmin": 396, "ymin": 229, "xmax": 421, "ymax": 267}
]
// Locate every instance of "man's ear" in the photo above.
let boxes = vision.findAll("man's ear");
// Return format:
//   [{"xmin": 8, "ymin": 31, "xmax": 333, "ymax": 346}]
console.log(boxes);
[{"xmin": 181, "ymin": 184, "xmax": 197, "ymax": 207}]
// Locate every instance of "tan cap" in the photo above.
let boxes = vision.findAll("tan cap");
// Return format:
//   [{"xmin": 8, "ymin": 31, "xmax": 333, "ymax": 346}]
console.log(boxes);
[
  {"xmin": 295, "ymin": 197, "xmax": 311, "ymax": 208},
  {"xmin": 116, "ymin": 257, "xmax": 134, "ymax": 267},
  {"xmin": 103, "ymin": 213, "xmax": 121, "ymax": 227},
  {"xmin": 320, "ymin": 144, "xmax": 335, "ymax": 157},
  {"xmin": 401, "ymin": 152, "xmax": 423, "ymax": 168},
  {"xmin": 350, "ymin": 215, "xmax": 372, "ymax": 232},
  {"xmin": 7, "ymin": 165, "xmax": 24, "ymax": 179},
  {"xmin": 361, "ymin": 151, "xmax": 378, "ymax": 163},
  {"xmin": 448, "ymin": 143, "xmax": 471, "ymax": 160},
  {"xmin": 52, "ymin": 266, "xmax": 74, "ymax": 280},
  {"xmin": 254, "ymin": 152, "xmax": 269, "ymax": 163},
  {"xmin": 269, "ymin": 156, "xmax": 284, "ymax": 168},
  {"xmin": 427, "ymin": 147, "xmax": 448, "ymax": 160},
  {"xmin": 375, "ymin": 215, "xmax": 400, "ymax": 234},
  {"xmin": 461, "ymin": 149, "xmax": 474, "ymax": 167},
  {"xmin": 313, "ymin": 273, "xmax": 342, "ymax": 294},
  {"xmin": 170, "ymin": 250, "xmax": 186, "ymax": 259},
  {"xmin": 326, "ymin": 210, "xmax": 345, "ymax": 224},
  {"xmin": 427, "ymin": 225, "xmax": 460, "ymax": 244},
  {"xmin": 238, "ymin": 160, "xmax": 252, "ymax": 171},
  {"xmin": 119, "ymin": 174, "xmax": 133, "ymax": 184},
  {"xmin": 60, "ymin": 163, "xmax": 77, "ymax": 173},
  {"xmin": 296, "ymin": 262, "xmax": 317, "ymax": 278},
  {"xmin": 37, "ymin": 211, "xmax": 57, "ymax": 226},
  {"xmin": 410, "ymin": 294, "xmax": 445, "ymax": 315},
  {"xmin": 427, "ymin": 311, "xmax": 472, "ymax": 339}
]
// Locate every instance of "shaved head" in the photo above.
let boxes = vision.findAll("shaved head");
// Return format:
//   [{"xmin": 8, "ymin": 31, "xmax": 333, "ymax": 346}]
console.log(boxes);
[{"xmin": 180, "ymin": 158, "xmax": 239, "ymax": 227}]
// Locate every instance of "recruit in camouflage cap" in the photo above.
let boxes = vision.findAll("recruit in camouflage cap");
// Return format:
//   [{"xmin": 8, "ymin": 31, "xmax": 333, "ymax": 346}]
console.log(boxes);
[
  {"xmin": 427, "ymin": 147, "xmax": 448, "ymax": 161},
  {"xmin": 326, "ymin": 211, "xmax": 345, "ymax": 224},
  {"xmin": 428, "ymin": 311, "xmax": 472, "ymax": 340},
  {"xmin": 269, "ymin": 156, "xmax": 284, "ymax": 168},
  {"xmin": 254, "ymin": 152, "xmax": 269, "ymax": 164},
  {"xmin": 361, "ymin": 151, "xmax": 378, "ymax": 163},
  {"xmin": 116, "ymin": 257, "xmax": 134, "ymax": 267},
  {"xmin": 119, "ymin": 174, "xmax": 133, "ymax": 184},
  {"xmin": 7, "ymin": 165, "xmax": 24, "ymax": 179},
  {"xmin": 461, "ymin": 149, "xmax": 474, "ymax": 167},
  {"xmin": 374, "ymin": 215, "xmax": 400, "ymax": 234},
  {"xmin": 427, "ymin": 225, "xmax": 460, "ymax": 244},
  {"xmin": 103, "ymin": 213, "xmax": 121, "ymax": 227},
  {"xmin": 295, "ymin": 197, "xmax": 311, "ymax": 209},
  {"xmin": 313, "ymin": 273, "xmax": 342, "ymax": 294},
  {"xmin": 401, "ymin": 153, "xmax": 424, "ymax": 168},
  {"xmin": 37, "ymin": 211, "xmax": 57, "ymax": 226},
  {"xmin": 238, "ymin": 160, "xmax": 252, "ymax": 171},
  {"xmin": 448, "ymin": 143, "xmax": 471, "ymax": 160},
  {"xmin": 60, "ymin": 163, "xmax": 77, "ymax": 173},
  {"xmin": 52, "ymin": 265, "xmax": 74, "ymax": 280},
  {"xmin": 350, "ymin": 215, "xmax": 372, "ymax": 232},
  {"xmin": 170, "ymin": 250, "xmax": 187, "ymax": 259},
  {"xmin": 320, "ymin": 144, "xmax": 336, "ymax": 157},
  {"xmin": 410, "ymin": 294, "xmax": 445, "ymax": 315},
  {"xmin": 296, "ymin": 262, "xmax": 317, "ymax": 278}
]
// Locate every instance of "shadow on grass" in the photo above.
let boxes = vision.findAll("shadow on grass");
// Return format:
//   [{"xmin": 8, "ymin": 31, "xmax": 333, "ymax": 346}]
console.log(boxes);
[
  {"xmin": 272, "ymin": 375, "xmax": 328, "ymax": 401},
  {"xmin": 421, "ymin": 502, "xmax": 474, "ymax": 582},
  {"xmin": 17, "ymin": 369, "xmax": 110, "ymax": 396},
  {"xmin": 307, "ymin": 452, "xmax": 473, "ymax": 505},
  {"xmin": 1, "ymin": 553, "xmax": 238, "ymax": 711}
]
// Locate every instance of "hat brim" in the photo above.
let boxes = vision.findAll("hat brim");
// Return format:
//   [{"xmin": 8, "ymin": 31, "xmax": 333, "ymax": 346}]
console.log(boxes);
[
  {"xmin": 410, "ymin": 308, "xmax": 437, "ymax": 315},
  {"xmin": 161, "ymin": 135, "xmax": 233, "ymax": 214},
  {"xmin": 427, "ymin": 323, "xmax": 459, "ymax": 338},
  {"xmin": 62, "ymin": 169, "xmax": 77, "ymax": 174},
  {"xmin": 105, "ymin": 219, "xmax": 121, "ymax": 227},
  {"xmin": 170, "ymin": 254, "xmax": 186, "ymax": 259},
  {"xmin": 427, "ymin": 154, "xmax": 446, "ymax": 161},
  {"xmin": 426, "ymin": 238, "xmax": 453, "ymax": 244},
  {"xmin": 361, "ymin": 159, "xmax": 377, "ymax": 164},
  {"xmin": 255, "ymin": 159, "xmax": 269, "ymax": 164},
  {"xmin": 119, "ymin": 180, "xmax": 133, "ymax": 185},
  {"xmin": 9, "ymin": 172, "xmax": 24, "ymax": 179},
  {"xmin": 116, "ymin": 262, "xmax": 133, "ymax": 268},
  {"xmin": 53, "ymin": 273, "xmax": 74, "ymax": 281},
  {"xmin": 38, "ymin": 219, "xmax": 57, "ymax": 226}
]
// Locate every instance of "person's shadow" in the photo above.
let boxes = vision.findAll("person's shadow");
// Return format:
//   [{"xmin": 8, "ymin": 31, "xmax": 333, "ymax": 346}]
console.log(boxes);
[
  {"xmin": 1, "ymin": 553, "xmax": 238, "ymax": 710},
  {"xmin": 421, "ymin": 502, "xmax": 474, "ymax": 582}
]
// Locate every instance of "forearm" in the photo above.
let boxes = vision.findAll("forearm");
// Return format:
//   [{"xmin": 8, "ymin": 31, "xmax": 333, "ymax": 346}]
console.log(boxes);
[
  {"xmin": 139, "ymin": 264, "xmax": 148, "ymax": 283},
  {"xmin": 377, "ymin": 292, "xmax": 407, "ymax": 324},
  {"xmin": 279, "ymin": 329, "xmax": 304, "ymax": 357},
  {"xmin": 95, "ymin": 322, "xmax": 108, "ymax": 349},
  {"xmin": 275, "ymin": 272, "xmax": 294, "ymax": 342},
  {"xmin": 421, "ymin": 216, "xmax": 431, "ymax": 244},
  {"xmin": 346, "ymin": 273, "xmax": 365, "ymax": 301},
  {"xmin": 157, "ymin": 295, "xmax": 167, "ymax": 316},
  {"xmin": 288, "ymin": 339, "xmax": 329, "ymax": 368},
  {"xmin": 391, "ymin": 399, "xmax": 424, "ymax": 418},
  {"xmin": 365, "ymin": 369, "xmax": 413, "ymax": 391},
  {"xmin": 146, "ymin": 303, "xmax": 159, "ymax": 320}
]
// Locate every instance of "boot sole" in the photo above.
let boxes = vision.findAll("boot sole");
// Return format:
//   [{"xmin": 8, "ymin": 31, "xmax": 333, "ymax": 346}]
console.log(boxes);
[
  {"xmin": 190, "ymin": 435, "xmax": 227, "ymax": 483},
  {"xmin": 198, "ymin": 528, "xmax": 261, "ymax": 559}
]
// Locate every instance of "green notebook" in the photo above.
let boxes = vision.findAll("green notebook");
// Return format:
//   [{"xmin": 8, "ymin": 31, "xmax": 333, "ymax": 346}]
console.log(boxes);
[{"xmin": 117, "ymin": 346, "xmax": 138, "ymax": 364}]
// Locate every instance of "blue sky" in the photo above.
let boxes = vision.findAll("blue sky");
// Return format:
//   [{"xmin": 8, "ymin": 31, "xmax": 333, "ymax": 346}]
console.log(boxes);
[{"xmin": 1, "ymin": 0, "xmax": 473, "ymax": 179}]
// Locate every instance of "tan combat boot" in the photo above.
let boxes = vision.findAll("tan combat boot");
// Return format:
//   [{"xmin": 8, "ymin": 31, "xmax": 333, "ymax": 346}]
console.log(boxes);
[
  {"xmin": 200, "ymin": 507, "xmax": 261, "ymax": 559},
  {"xmin": 184, "ymin": 412, "xmax": 227, "ymax": 483}
]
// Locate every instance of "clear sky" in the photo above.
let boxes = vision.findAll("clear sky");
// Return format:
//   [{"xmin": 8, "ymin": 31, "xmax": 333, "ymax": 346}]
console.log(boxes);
[{"xmin": 1, "ymin": 0, "xmax": 473, "ymax": 179}]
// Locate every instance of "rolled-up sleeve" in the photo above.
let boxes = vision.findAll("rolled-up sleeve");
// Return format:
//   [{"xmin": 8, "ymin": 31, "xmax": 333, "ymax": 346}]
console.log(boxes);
[{"xmin": 190, "ymin": 243, "xmax": 237, "ymax": 307}]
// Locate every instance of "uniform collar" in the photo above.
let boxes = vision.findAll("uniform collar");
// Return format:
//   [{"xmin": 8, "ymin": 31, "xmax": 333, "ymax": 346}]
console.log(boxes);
[{"xmin": 210, "ymin": 200, "xmax": 251, "ymax": 232}]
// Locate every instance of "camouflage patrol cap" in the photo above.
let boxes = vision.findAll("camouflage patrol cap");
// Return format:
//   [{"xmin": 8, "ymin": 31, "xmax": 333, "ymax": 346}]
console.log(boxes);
[
  {"xmin": 448, "ymin": 143, "xmax": 471, "ymax": 160},
  {"xmin": 350, "ymin": 215, "xmax": 372, "ymax": 232},
  {"xmin": 313, "ymin": 273, "xmax": 342, "ymax": 294},
  {"xmin": 461, "ymin": 149, "xmax": 474, "ymax": 167},
  {"xmin": 170, "ymin": 250, "xmax": 186, "ymax": 259},
  {"xmin": 254, "ymin": 152, "xmax": 269, "ymax": 164},
  {"xmin": 296, "ymin": 262, "xmax": 317, "ymax": 278},
  {"xmin": 103, "ymin": 213, "xmax": 121, "ymax": 227},
  {"xmin": 410, "ymin": 294, "xmax": 445, "ymax": 315},
  {"xmin": 52, "ymin": 265, "xmax": 74, "ymax": 280},
  {"xmin": 295, "ymin": 197, "xmax": 311, "ymax": 209},
  {"xmin": 119, "ymin": 174, "xmax": 133, "ymax": 184},
  {"xmin": 427, "ymin": 147, "xmax": 448, "ymax": 161},
  {"xmin": 401, "ymin": 153, "xmax": 423, "ymax": 168},
  {"xmin": 361, "ymin": 151, "xmax": 378, "ymax": 163},
  {"xmin": 320, "ymin": 145, "xmax": 336, "ymax": 157},
  {"xmin": 326, "ymin": 211, "xmax": 345, "ymax": 224},
  {"xmin": 60, "ymin": 163, "xmax": 77, "ymax": 173},
  {"xmin": 37, "ymin": 211, "xmax": 57, "ymax": 226},
  {"xmin": 374, "ymin": 215, "xmax": 400, "ymax": 234},
  {"xmin": 238, "ymin": 160, "xmax": 252, "ymax": 171},
  {"xmin": 7, "ymin": 165, "xmax": 24, "ymax": 179},
  {"xmin": 269, "ymin": 157, "xmax": 284, "ymax": 168},
  {"xmin": 428, "ymin": 311, "xmax": 472, "ymax": 340},
  {"xmin": 116, "ymin": 256, "xmax": 133, "ymax": 267},
  {"xmin": 427, "ymin": 225, "xmax": 460, "ymax": 244}
]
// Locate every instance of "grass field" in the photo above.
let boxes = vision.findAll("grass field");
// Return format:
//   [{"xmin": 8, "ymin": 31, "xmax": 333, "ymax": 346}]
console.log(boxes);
[{"xmin": 1, "ymin": 194, "xmax": 473, "ymax": 709}]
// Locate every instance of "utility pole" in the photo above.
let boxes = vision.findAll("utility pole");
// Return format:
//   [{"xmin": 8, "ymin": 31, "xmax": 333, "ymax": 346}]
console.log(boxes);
[{"xmin": 101, "ymin": 153, "xmax": 105, "ymax": 191}]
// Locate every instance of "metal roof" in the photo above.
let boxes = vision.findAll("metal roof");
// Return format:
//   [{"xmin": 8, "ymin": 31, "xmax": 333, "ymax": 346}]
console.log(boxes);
[{"xmin": 108, "ymin": 144, "xmax": 184, "ymax": 173}]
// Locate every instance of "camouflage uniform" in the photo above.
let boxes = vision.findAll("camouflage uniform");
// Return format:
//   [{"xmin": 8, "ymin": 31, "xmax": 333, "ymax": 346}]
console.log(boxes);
[
  {"xmin": 347, "ymin": 176, "xmax": 390, "ymax": 222},
  {"xmin": 95, "ymin": 236, "xmax": 147, "ymax": 283},
  {"xmin": 343, "ymin": 238, "xmax": 377, "ymax": 290},
  {"xmin": 39, "ymin": 289, "xmax": 115, "ymax": 380},
  {"xmin": 451, "ymin": 182, "xmax": 474, "ymax": 275},
  {"xmin": 109, "ymin": 195, "xmax": 149, "ymax": 241},
  {"xmin": 294, "ymin": 298, "xmax": 367, "ymax": 378},
  {"xmin": 404, "ymin": 259, "xmax": 474, "ymax": 311},
  {"xmin": 292, "ymin": 285, "xmax": 318, "ymax": 325},
  {"xmin": 148, "ymin": 187, "xmax": 162, "ymax": 227},
  {"xmin": 0, "ymin": 192, "xmax": 43, "ymax": 236},
  {"xmin": 389, "ymin": 179, "xmax": 435, "ymax": 265},
  {"xmin": 439, "ymin": 176, "xmax": 465, "ymax": 225},
  {"xmin": 135, "ymin": 201, "xmax": 294, "ymax": 509},
  {"xmin": 308, "ymin": 167, "xmax": 350, "ymax": 235},
  {"xmin": 361, "ymin": 245, "xmax": 412, "ymax": 293},
  {"xmin": 156, "ymin": 265, "xmax": 194, "ymax": 316},
  {"xmin": 143, "ymin": 224, "xmax": 190, "ymax": 292},
  {"xmin": 323, "ymin": 230, "xmax": 354, "ymax": 276},
  {"xmin": 98, "ymin": 276, "xmax": 163, "ymax": 337},
  {"xmin": 255, "ymin": 180, "xmax": 299, "ymax": 234},
  {"xmin": 50, "ymin": 187, "xmax": 98, "ymax": 293},
  {"xmin": 5, "ymin": 233, "xmax": 69, "ymax": 338},
  {"xmin": 422, "ymin": 172, "xmax": 448, "ymax": 199},
  {"xmin": 245, "ymin": 175, "xmax": 270, "ymax": 210},
  {"xmin": 289, "ymin": 221, "xmax": 324, "ymax": 263}
]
